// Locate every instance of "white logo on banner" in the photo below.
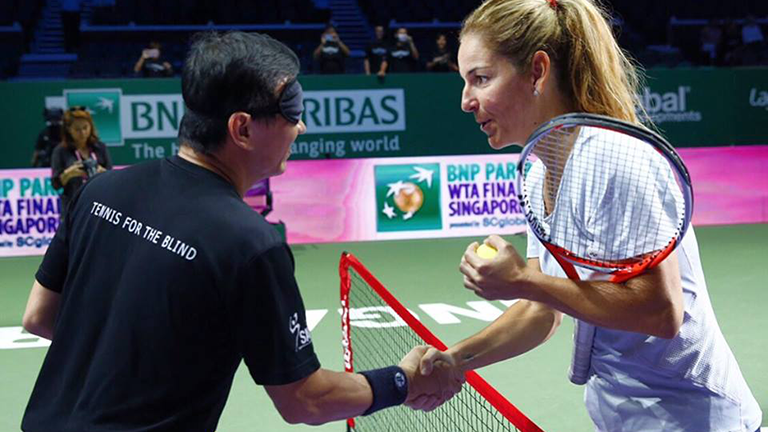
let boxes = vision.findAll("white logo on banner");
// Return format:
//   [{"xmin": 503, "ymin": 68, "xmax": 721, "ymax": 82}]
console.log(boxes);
[
  {"xmin": 749, "ymin": 88, "xmax": 768, "ymax": 111},
  {"xmin": 639, "ymin": 86, "xmax": 702, "ymax": 123},
  {"xmin": 302, "ymin": 89, "xmax": 406, "ymax": 133}
]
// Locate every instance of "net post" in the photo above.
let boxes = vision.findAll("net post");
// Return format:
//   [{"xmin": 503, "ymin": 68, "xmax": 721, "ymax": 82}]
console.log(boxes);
[{"xmin": 339, "ymin": 252, "xmax": 356, "ymax": 430}]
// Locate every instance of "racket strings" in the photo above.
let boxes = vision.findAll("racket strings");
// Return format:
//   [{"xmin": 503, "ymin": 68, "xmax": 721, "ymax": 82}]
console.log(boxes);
[{"xmin": 522, "ymin": 124, "xmax": 688, "ymax": 269}]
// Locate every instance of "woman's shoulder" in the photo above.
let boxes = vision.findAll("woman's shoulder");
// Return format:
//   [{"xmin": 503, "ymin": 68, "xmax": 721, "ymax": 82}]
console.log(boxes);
[
  {"xmin": 92, "ymin": 141, "xmax": 111, "ymax": 154},
  {"xmin": 51, "ymin": 143, "xmax": 71, "ymax": 157}
]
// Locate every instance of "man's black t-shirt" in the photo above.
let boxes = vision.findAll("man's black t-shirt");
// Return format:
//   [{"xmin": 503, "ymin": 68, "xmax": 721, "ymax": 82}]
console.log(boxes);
[
  {"xmin": 318, "ymin": 41, "xmax": 345, "ymax": 74},
  {"xmin": 388, "ymin": 42, "xmax": 417, "ymax": 73},
  {"xmin": 22, "ymin": 156, "xmax": 320, "ymax": 432},
  {"xmin": 365, "ymin": 40, "xmax": 389, "ymax": 73},
  {"xmin": 140, "ymin": 58, "xmax": 171, "ymax": 77}
]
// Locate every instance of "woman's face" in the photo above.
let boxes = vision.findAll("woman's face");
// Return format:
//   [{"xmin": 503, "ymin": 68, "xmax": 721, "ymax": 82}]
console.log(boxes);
[
  {"xmin": 458, "ymin": 33, "xmax": 537, "ymax": 149},
  {"xmin": 67, "ymin": 118, "xmax": 92, "ymax": 147}
]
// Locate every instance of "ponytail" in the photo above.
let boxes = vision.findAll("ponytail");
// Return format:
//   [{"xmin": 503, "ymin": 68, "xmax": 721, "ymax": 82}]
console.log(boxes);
[{"xmin": 461, "ymin": 0, "xmax": 645, "ymax": 124}]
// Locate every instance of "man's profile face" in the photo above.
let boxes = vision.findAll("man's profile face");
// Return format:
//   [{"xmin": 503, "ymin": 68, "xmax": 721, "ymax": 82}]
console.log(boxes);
[{"xmin": 253, "ymin": 115, "xmax": 306, "ymax": 178}]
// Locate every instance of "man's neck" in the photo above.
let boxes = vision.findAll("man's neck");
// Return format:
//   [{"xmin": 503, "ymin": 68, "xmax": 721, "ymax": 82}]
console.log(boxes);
[{"xmin": 177, "ymin": 145, "xmax": 248, "ymax": 197}]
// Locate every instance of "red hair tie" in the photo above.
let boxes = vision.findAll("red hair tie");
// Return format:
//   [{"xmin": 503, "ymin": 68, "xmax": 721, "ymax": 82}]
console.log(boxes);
[{"xmin": 548, "ymin": 0, "xmax": 557, "ymax": 9}]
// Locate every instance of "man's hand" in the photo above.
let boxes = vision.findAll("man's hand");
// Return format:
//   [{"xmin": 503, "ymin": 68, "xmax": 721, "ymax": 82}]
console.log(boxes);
[{"xmin": 398, "ymin": 346, "xmax": 464, "ymax": 412}]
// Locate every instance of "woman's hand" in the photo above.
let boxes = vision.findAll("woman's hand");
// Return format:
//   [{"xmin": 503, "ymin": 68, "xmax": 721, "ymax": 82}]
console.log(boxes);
[
  {"xmin": 60, "ymin": 161, "xmax": 85, "ymax": 186},
  {"xmin": 460, "ymin": 235, "xmax": 531, "ymax": 301}
]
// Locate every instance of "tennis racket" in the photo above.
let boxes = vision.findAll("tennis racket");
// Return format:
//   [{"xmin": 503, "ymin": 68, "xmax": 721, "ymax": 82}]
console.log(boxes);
[{"xmin": 514, "ymin": 113, "xmax": 694, "ymax": 385}]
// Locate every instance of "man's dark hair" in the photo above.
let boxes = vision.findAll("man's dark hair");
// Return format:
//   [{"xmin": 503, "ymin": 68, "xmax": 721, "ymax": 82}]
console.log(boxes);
[{"xmin": 179, "ymin": 31, "xmax": 300, "ymax": 154}]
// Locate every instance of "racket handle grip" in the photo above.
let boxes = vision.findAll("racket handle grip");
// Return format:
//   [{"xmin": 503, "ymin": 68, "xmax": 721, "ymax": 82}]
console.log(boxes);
[{"xmin": 569, "ymin": 320, "xmax": 595, "ymax": 385}]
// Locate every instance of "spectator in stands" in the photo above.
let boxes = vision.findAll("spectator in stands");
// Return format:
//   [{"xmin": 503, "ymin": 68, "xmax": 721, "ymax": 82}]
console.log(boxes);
[
  {"xmin": 51, "ymin": 107, "xmax": 112, "ymax": 221},
  {"xmin": 61, "ymin": 0, "xmax": 82, "ymax": 52},
  {"xmin": 134, "ymin": 42, "xmax": 174, "ymax": 77},
  {"xmin": 314, "ymin": 25, "xmax": 350, "ymax": 74},
  {"xmin": 426, "ymin": 34, "xmax": 459, "ymax": 72},
  {"xmin": 388, "ymin": 28, "xmax": 419, "ymax": 73},
  {"xmin": 32, "ymin": 108, "xmax": 64, "ymax": 168},
  {"xmin": 699, "ymin": 19, "xmax": 722, "ymax": 65},
  {"xmin": 722, "ymin": 19, "xmax": 744, "ymax": 66},
  {"xmin": 365, "ymin": 25, "xmax": 389, "ymax": 77},
  {"xmin": 742, "ymin": 15, "xmax": 765, "ymax": 47}
]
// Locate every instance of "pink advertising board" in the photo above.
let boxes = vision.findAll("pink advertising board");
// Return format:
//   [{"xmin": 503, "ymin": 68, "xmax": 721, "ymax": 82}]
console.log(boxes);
[
  {"xmin": 1, "ymin": 146, "xmax": 766, "ymax": 257},
  {"xmin": 0, "ymin": 169, "xmax": 61, "ymax": 257}
]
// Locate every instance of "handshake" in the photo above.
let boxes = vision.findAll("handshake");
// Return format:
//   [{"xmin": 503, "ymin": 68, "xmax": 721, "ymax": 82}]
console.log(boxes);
[{"xmin": 397, "ymin": 345, "xmax": 465, "ymax": 412}]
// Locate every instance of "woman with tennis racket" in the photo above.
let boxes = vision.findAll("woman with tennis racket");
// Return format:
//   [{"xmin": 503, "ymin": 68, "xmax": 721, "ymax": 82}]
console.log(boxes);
[{"xmin": 420, "ymin": 0, "xmax": 762, "ymax": 430}]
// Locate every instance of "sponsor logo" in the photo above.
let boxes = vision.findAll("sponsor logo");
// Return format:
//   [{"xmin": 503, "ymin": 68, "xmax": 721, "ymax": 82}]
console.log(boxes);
[
  {"xmin": 47, "ymin": 89, "xmax": 185, "ymax": 146},
  {"xmin": 375, "ymin": 164, "xmax": 442, "ymax": 232},
  {"xmin": 749, "ymin": 88, "xmax": 768, "ymax": 111},
  {"xmin": 302, "ymin": 89, "xmax": 405, "ymax": 134},
  {"xmin": 64, "ymin": 89, "xmax": 123, "ymax": 144},
  {"xmin": 520, "ymin": 194, "xmax": 550, "ymax": 241},
  {"xmin": 341, "ymin": 298, "xmax": 352, "ymax": 370},
  {"xmin": 16, "ymin": 236, "xmax": 53, "ymax": 248},
  {"xmin": 289, "ymin": 312, "xmax": 312, "ymax": 352},
  {"xmin": 639, "ymin": 86, "xmax": 702, "ymax": 123}
]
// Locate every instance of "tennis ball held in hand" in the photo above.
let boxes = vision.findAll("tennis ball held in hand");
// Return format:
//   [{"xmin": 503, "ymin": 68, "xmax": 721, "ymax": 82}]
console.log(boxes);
[{"xmin": 476, "ymin": 244, "xmax": 498, "ymax": 259}]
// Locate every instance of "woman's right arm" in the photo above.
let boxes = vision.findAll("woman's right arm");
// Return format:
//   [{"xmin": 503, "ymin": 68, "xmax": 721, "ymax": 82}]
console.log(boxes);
[
  {"xmin": 420, "ymin": 259, "xmax": 562, "ymax": 373},
  {"xmin": 446, "ymin": 297, "xmax": 562, "ymax": 372}
]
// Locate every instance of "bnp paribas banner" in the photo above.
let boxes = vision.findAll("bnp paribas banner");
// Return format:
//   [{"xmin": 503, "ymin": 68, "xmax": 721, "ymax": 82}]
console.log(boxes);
[{"xmin": 1, "ymin": 68, "xmax": 766, "ymax": 169}]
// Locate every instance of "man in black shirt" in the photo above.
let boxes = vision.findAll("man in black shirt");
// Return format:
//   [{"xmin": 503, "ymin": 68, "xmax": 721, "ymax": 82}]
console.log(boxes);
[
  {"xmin": 388, "ymin": 27, "xmax": 420, "ymax": 73},
  {"xmin": 21, "ymin": 31, "xmax": 462, "ymax": 432},
  {"xmin": 365, "ymin": 25, "xmax": 389, "ymax": 77},
  {"xmin": 313, "ymin": 25, "xmax": 350, "ymax": 74},
  {"xmin": 133, "ymin": 41, "xmax": 174, "ymax": 78}
]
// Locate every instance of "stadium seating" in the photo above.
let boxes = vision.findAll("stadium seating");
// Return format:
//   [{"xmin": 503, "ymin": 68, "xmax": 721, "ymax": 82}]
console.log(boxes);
[{"xmin": 0, "ymin": 0, "xmax": 766, "ymax": 79}]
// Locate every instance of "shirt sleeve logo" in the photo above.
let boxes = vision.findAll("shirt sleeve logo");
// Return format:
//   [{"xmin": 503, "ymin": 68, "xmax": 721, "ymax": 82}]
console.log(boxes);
[{"xmin": 289, "ymin": 312, "xmax": 313, "ymax": 352}]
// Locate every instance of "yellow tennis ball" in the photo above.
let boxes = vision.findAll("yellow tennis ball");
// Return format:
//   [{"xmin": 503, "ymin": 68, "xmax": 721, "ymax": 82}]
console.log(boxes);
[{"xmin": 476, "ymin": 244, "xmax": 498, "ymax": 259}]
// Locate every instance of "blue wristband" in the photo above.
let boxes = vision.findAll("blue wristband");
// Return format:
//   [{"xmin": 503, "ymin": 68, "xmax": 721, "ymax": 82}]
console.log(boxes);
[{"xmin": 359, "ymin": 366, "xmax": 409, "ymax": 416}]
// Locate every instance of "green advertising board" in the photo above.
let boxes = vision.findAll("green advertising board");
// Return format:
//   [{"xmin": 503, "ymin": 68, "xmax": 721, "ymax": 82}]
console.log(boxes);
[
  {"xmin": 639, "ymin": 68, "xmax": 768, "ymax": 146},
  {"xmin": 1, "ymin": 68, "xmax": 766, "ymax": 169}
]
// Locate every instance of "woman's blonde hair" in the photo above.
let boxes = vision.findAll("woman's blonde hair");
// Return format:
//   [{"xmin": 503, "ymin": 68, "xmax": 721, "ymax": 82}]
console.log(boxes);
[
  {"xmin": 461, "ymin": 0, "xmax": 644, "ymax": 124},
  {"xmin": 62, "ymin": 107, "xmax": 100, "ymax": 149}
]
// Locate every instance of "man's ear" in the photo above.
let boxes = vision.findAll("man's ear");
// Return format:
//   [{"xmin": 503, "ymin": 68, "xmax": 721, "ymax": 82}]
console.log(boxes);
[
  {"xmin": 227, "ymin": 112, "xmax": 253, "ymax": 150},
  {"xmin": 531, "ymin": 50, "xmax": 552, "ymax": 95}
]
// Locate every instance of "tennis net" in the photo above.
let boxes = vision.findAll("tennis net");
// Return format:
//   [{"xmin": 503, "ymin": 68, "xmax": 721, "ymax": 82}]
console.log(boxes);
[{"xmin": 339, "ymin": 252, "xmax": 545, "ymax": 432}]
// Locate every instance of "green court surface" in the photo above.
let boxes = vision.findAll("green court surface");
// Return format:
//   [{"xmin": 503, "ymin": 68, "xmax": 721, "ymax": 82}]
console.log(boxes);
[{"xmin": 1, "ymin": 224, "xmax": 766, "ymax": 432}]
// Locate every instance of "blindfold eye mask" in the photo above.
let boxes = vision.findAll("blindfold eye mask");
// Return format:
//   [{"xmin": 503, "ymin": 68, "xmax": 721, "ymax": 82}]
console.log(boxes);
[{"xmin": 278, "ymin": 79, "xmax": 304, "ymax": 124}]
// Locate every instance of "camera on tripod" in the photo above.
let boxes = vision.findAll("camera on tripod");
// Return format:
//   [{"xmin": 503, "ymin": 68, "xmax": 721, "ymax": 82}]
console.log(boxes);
[{"xmin": 82, "ymin": 158, "xmax": 99, "ymax": 178}]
